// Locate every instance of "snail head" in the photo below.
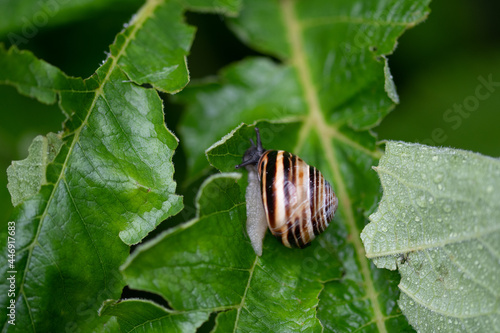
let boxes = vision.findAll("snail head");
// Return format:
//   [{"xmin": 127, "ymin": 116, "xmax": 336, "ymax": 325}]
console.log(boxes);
[{"xmin": 235, "ymin": 127, "xmax": 265, "ymax": 169}]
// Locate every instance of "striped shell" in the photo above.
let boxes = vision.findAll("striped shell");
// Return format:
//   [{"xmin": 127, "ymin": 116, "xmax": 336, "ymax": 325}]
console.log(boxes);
[{"xmin": 236, "ymin": 128, "xmax": 338, "ymax": 255}]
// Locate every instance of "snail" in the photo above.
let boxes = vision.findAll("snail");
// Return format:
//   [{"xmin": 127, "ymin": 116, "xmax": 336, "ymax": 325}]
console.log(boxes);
[{"xmin": 236, "ymin": 127, "xmax": 338, "ymax": 256}]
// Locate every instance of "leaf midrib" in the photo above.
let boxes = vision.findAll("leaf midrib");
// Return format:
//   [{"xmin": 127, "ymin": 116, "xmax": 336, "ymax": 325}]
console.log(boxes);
[
  {"xmin": 280, "ymin": 0, "xmax": 387, "ymax": 332},
  {"xmin": 232, "ymin": 256, "xmax": 258, "ymax": 332},
  {"xmin": 366, "ymin": 165, "xmax": 500, "ymax": 258},
  {"xmin": 366, "ymin": 223, "xmax": 500, "ymax": 258},
  {"xmin": 16, "ymin": 0, "xmax": 163, "ymax": 327},
  {"xmin": 376, "ymin": 166, "xmax": 498, "ymax": 206}
]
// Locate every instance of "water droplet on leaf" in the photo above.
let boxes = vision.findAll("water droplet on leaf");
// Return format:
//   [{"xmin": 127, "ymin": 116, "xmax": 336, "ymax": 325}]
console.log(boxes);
[
  {"xmin": 417, "ymin": 195, "xmax": 426, "ymax": 207},
  {"xmin": 433, "ymin": 173, "xmax": 444, "ymax": 183}
]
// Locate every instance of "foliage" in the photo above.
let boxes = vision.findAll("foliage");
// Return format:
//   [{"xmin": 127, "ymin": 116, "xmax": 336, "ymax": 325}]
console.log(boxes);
[
  {"xmin": 362, "ymin": 142, "xmax": 500, "ymax": 332},
  {"xmin": 0, "ymin": 0, "xmax": 235, "ymax": 330},
  {"xmin": 2, "ymin": 0, "xmax": 497, "ymax": 332}
]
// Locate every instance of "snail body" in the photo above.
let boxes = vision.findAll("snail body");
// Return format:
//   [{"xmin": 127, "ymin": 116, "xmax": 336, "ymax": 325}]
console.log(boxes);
[{"xmin": 236, "ymin": 128, "xmax": 338, "ymax": 256}]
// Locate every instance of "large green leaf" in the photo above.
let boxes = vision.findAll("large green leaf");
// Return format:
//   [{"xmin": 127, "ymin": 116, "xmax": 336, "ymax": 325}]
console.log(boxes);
[
  {"xmin": 0, "ymin": 0, "xmax": 239, "ymax": 331},
  {"xmin": 0, "ymin": 55, "xmax": 181, "ymax": 331},
  {"xmin": 159, "ymin": 0, "xmax": 429, "ymax": 331},
  {"xmin": 361, "ymin": 142, "xmax": 500, "ymax": 332},
  {"xmin": 119, "ymin": 172, "xmax": 343, "ymax": 332}
]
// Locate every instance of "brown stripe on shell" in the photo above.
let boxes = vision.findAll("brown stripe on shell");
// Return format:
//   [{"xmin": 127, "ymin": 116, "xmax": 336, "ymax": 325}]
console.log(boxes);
[
  {"xmin": 258, "ymin": 150, "xmax": 338, "ymax": 249},
  {"xmin": 293, "ymin": 216, "xmax": 305, "ymax": 248},
  {"xmin": 309, "ymin": 166, "xmax": 321, "ymax": 236},
  {"xmin": 300, "ymin": 205, "xmax": 312, "ymax": 247},
  {"xmin": 259, "ymin": 151, "xmax": 273, "ymax": 229},
  {"xmin": 317, "ymin": 169, "xmax": 326, "ymax": 232},
  {"xmin": 285, "ymin": 219, "xmax": 296, "ymax": 247},
  {"xmin": 282, "ymin": 152, "xmax": 292, "ymax": 224}
]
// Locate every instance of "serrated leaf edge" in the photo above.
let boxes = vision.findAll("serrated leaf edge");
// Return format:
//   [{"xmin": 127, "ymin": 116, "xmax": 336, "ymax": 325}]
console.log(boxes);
[
  {"xmin": 121, "ymin": 172, "xmax": 242, "ymax": 272},
  {"xmin": 15, "ymin": 0, "xmax": 172, "ymax": 326}
]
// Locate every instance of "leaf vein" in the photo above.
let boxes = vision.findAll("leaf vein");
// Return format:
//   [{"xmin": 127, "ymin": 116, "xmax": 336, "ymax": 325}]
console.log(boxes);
[
  {"xmin": 441, "ymin": 246, "xmax": 499, "ymax": 297},
  {"xmin": 63, "ymin": 177, "xmax": 108, "ymax": 288},
  {"xmin": 232, "ymin": 256, "xmax": 258, "ymax": 332},
  {"xmin": 366, "ymin": 225, "xmax": 500, "ymax": 258},
  {"xmin": 281, "ymin": 0, "xmax": 388, "ymax": 331},
  {"xmin": 399, "ymin": 283, "xmax": 498, "ymax": 319}
]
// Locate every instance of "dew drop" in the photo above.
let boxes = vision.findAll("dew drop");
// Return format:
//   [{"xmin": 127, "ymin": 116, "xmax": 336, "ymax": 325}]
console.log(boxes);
[
  {"xmin": 443, "ymin": 204, "xmax": 452, "ymax": 213},
  {"xmin": 433, "ymin": 173, "xmax": 444, "ymax": 183},
  {"xmin": 415, "ymin": 216, "xmax": 421, "ymax": 222},
  {"xmin": 432, "ymin": 155, "xmax": 439, "ymax": 161},
  {"xmin": 486, "ymin": 185, "xmax": 493, "ymax": 193},
  {"xmin": 437, "ymin": 218, "xmax": 443, "ymax": 223},
  {"xmin": 438, "ymin": 184, "xmax": 443, "ymax": 190}
]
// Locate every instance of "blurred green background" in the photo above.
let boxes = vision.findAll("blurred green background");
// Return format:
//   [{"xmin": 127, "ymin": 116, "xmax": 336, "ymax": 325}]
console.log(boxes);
[{"xmin": 1, "ymin": 0, "xmax": 499, "ymax": 223}]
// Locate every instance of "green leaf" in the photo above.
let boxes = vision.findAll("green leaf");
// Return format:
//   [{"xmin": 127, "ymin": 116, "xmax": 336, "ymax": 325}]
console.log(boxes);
[
  {"xmin": 99, "ymin": 299, "xmax": 210, "ymax": 332},
  {"xmin": 1, "ymin": 65, "xmax": 181, "ymax": 329},
  {"xmin": 169, "ymin": 0, "xmax": 430, "ymax": 331},
  {"xmin": 361, "ymin": 142, "xmax": 500, "ymax": 332},
  {"xmin": 0, "ymin": 0, "xmax": 247, "ymax": 329},
  {"xmin": 114, "ymin": 1, "xmax": 195, "ymax": 93},
  {"xmin": 6, "ymin": 133, "xmax": 62, "ymax": 206},
  {"xmin": 120, "ymin": 173, "xmax": 343, "ymax": 332},
  {"xmin": 0, "ymin": 45, "xmax": 82, "ymax": 106}
]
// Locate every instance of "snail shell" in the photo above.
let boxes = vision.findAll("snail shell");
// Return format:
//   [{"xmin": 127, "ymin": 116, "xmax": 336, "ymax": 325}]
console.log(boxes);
[{"xmin": 236, "ymin": 128, "xmax": 338, "ymax": 255}]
